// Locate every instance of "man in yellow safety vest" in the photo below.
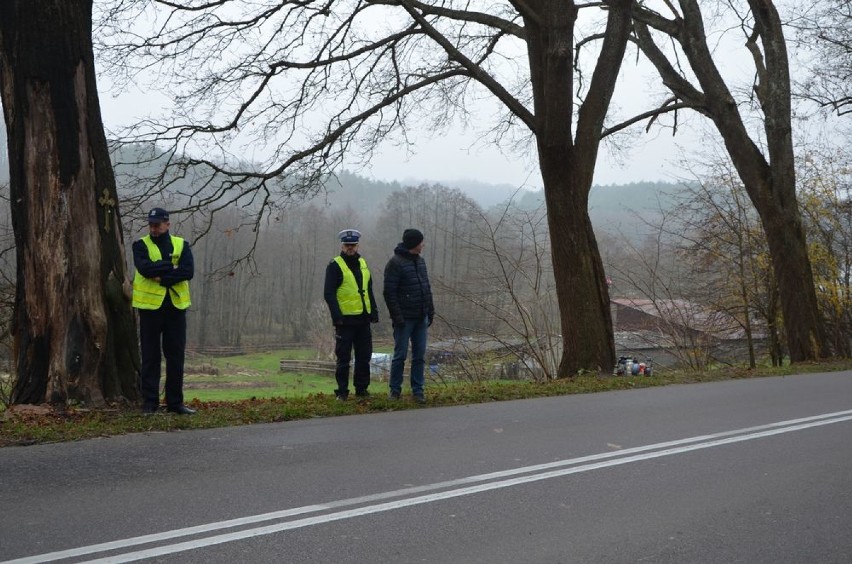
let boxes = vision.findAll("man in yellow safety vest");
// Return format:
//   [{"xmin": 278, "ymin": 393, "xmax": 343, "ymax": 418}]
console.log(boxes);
[
  {"xmin": 132, "ymin": 207, "xmax": 195, "ymax": 415},
  {"xmin": 323, "ymin": 229, "xmax": 379, "ymax": 401}
]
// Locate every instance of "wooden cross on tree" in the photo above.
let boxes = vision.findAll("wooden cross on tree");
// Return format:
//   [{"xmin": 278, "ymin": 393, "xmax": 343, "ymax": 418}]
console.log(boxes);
[{"xmin": 98, "ymin": 189, "xmax": 116, "ymax": 232}]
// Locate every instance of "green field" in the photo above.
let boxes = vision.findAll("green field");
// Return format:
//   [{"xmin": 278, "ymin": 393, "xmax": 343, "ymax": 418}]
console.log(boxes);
[{"xmin": 185, "ymin": 349, "xmax": 342, "ymax": 401}]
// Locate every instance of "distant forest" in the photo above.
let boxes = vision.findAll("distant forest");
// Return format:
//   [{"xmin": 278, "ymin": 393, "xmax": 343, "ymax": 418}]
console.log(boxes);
[
  {"xmin": 0, "ymin": 134, "xmax": 698, "ymax": 355},
  {"xmin": 100, "ymin": 142, "xmax": 683, "ymax": 352},
  {"xmin": 6, "ymin": 137, "xmax": 847, "ymax": 369}
]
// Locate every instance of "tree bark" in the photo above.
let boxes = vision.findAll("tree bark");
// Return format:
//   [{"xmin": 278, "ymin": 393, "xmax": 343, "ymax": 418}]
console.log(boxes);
[
  {"xmin": 524, "ymin": 0, "xmax": 633, "ymax": 374},
  {"xmin": 0, "ymin": 0, "xmax": 140, "ymax": 405}
]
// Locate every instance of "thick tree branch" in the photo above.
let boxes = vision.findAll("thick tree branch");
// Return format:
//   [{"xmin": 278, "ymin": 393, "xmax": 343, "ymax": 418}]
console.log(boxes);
[
  {"xmin": 602, "ymin": 98, "xmax": 693, "ymax": 138},
  {"xmin": 368, "ymin": 0, "xmax": 526, "ymax": 39},
  {"xmin": 631, "ymin": 14, "xmax": 705, "ymax": 108},
  {"xmin": 153, "ymin": 68, "xmax": 470, "ymax": 189},
  {"xmin": 154, "ymin": 0, "xmax": 229, "ymax": 10},
  {"xmin": 391, "ymin": 0, "xmax": 537, "ymax": 131},
  {"xmin": 575, "ymin": 0, "xmax": 634, "ymax": 148}
]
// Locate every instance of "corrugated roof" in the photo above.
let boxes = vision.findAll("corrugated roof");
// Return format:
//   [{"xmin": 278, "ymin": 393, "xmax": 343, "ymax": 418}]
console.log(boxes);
[{"xmin": 612, "ymin": 298, "xmax": 765, "ymax": 340}]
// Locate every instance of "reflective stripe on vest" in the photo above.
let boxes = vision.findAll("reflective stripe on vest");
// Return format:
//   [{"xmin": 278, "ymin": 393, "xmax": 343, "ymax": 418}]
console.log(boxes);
[
  {"xmin": 333, "ymin": 256, "xmax": 371, "ymax": 315},
  {"xmin": 132, "ymin": 235, "xmax": 191, "ymax": 310}
]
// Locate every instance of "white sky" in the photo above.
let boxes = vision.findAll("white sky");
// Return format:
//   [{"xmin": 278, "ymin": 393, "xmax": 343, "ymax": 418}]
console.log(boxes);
[
  {"xmin": 4, "ymin": 1, "xmax": 836, "ymax": 194},
  {"xmin": 356, "ymin": 126, "xmax": 695, "ymax": 189},
  {"xmin": 90, "ymin": 0, "xmax": 757, "ymax": 191},
  {"xmin": 98, "ymin": 84, "xmax": 698, "ymax": 190},
  {"xmin": 93, "ymin": 0, "xmax": 707, "ymax": 191}
]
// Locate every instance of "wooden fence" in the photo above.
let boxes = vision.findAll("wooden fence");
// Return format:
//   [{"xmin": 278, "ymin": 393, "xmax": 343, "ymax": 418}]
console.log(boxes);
[
  {"xmin": 278, "ymin": 359, "xmax": 337, "ymax": 374},
  {"xmin": 186, "ymin": 343, "xmax": 307, "ymax": 358}
]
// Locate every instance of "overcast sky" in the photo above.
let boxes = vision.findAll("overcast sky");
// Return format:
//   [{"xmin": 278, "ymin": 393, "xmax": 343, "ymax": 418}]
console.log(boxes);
[
  {"xmin": 357, "ymin": 125, "xmax": 696, "ymax": 189},
  {"xmin": 98, "ymin": 87, "xmax": 697, "ymax": 191},
  {"xmin": 2, "ymin": 1, "xmax": 825, "ymax": 193},
  {"xmin": 94, "ymin": 29, "xmax": 703, "ymax": 192},
  {"xmin": 90, "ymin": 0, "xmax": 766, "ymax": 193},
  {"xmin": 92, "ymin": 0, "xmax": 779, "ymax": 192}
]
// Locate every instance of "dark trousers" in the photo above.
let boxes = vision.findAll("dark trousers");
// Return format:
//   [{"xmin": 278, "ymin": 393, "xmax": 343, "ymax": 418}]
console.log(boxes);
[
  {"xmin": 139, "ymin": 307, "xmax": 187, "ymax": 409},
  {"xmin": 334, "ymin": 324, "xmax": 372, "ymax": 396}
]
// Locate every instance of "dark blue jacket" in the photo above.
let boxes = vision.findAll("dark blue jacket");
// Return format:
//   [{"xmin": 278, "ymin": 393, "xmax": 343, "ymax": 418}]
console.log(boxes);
[{"xmin": 383, "ymin": 244, "xmax": 434, "ymax": 325}]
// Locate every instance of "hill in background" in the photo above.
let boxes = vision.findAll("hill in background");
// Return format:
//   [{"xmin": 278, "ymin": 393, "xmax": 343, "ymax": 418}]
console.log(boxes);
[
  {"xmin": 0, "ymin": 138, "xmax": 682, "ymax": 238},
  {"xmin": 324, "ymin": 170, "xmax": 682, "ymax": 238}
]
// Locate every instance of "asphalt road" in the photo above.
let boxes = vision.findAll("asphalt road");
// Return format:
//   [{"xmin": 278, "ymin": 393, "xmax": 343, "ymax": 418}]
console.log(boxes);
[{"xmin": 2, "ymin": 370, "xmax": 852, "ymax": 563}]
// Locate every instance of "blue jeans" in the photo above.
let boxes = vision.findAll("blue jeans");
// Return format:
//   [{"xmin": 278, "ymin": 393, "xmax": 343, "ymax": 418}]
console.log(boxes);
[{"xmin": 389, "ymin": 317, "xmax": 428, "ymax": 396}]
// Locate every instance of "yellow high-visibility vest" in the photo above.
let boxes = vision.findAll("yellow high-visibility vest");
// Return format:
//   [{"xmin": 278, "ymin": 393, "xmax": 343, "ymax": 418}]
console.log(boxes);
[
  {"xmin": 132, "ymin": 235, "xmax": 191, "ymax": 310},
  {"xmin": 333, "ymin": 256, "xmax": 371, "ymax": 315}
]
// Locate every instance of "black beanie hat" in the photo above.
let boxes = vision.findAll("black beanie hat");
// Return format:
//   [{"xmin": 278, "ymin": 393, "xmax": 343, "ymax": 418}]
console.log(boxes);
[{"xmin": 402, "ymin": 228, "xmax": 424, "ymax": 250}]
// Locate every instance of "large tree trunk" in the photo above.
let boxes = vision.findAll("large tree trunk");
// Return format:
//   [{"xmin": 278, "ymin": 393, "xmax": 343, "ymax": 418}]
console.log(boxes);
[
  {"xmin": 751, "ymin": 0, "xmax": 828, "ymax": 361},
  {"xmin": 755, "ymin": 183, "xmax": 828, "ymax": 361},
  {"xmin": 524, "ymin": 0, "xmax": 632, "ymax": 375},
  {"xmin": 542, "ymin": 155, "xmax": 616, "ymax": 374},
  {"xmin": 0, "ymin": 0, "xmax": 140, "ymax": 405}
]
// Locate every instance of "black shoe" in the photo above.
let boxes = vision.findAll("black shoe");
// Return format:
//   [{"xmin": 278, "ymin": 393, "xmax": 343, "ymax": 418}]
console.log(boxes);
[
  {"xmin": 142, "ymin": 406, "xmax": 159, "ymax": 415},
  {"xmin": 167, "ymin": 405, "xmax": 196, "ymax": 415},
  {"xmin": 335, "ymin": 394, "xmax": 349, "ymax": 401},
  {"xmin": 413, "ymin": 394, "xmax": 426, "ymax": 404},
  {"xmin": 388, "ymin": 391, "xmax": 401, "ymax": 400},
  {"xmin": 355, "ymin": 391, "xmax": 370, "ymax": 402}
]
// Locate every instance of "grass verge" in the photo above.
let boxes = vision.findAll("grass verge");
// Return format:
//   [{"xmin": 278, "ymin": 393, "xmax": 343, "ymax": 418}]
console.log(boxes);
[{"xmin": 1, "ymin": 360, "xmax": 851, "ymax": 447}]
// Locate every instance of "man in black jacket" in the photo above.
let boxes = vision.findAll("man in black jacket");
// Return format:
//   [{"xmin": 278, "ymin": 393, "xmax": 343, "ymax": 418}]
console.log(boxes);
[
  {"xmin": 383, "ymin": 228, "xmax": 434, "ymax": 403},
  {"xmin": 323, "ymin": 229, "xmax": 379, "ymax": 401}
]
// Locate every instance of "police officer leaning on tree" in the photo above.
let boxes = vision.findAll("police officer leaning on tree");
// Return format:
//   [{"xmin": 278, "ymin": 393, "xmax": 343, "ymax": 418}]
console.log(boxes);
[
  {"xmin": 132, "ymin": 207, "xmax": 196, "ymax": 415},
  {"xmin": 323, "ymin": 229, "xmax": 379, "ymax": 401}
]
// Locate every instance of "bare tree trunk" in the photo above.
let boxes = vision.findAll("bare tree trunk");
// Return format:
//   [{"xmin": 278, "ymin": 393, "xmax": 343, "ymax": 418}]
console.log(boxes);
[
  {"xmin": 524, "ymin": 0, "xmax": 632, "ymax": 374},
  {"xmin": 717, "ymin": 0, "xmax": 828, "ymax": 361},
  {"xmin": 759, "ymin": 201, "xmax": 826, "ymax": 361},
  {"xmin": 0, "ymin": 0, "xmax": 139, "ymax": 405},
  {"xmin": 540, "ymin": 155, "xmax": 615, "ymax": 374}
]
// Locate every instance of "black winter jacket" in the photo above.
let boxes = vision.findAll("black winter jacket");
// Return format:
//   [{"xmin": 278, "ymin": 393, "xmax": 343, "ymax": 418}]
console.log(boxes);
[{"xmin": 383, "ymin": 244, "xmax": 435, "ymax": 325}]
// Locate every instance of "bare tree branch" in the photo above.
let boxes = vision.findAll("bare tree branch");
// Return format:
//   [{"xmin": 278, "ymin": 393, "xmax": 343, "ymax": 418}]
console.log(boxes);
[
  {"xmin": 602, "ymin": 98, "xmax": 693, "ymax": 138},
  {"xmin": 368, "ymin": 0, "xmax": 526, "ymax": 39}
]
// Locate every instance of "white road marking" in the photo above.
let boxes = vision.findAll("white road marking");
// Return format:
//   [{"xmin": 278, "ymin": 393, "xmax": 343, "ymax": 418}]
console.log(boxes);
[{"xmin": 5, "ymin": 409, "xmax": 852, "ymax": 564}]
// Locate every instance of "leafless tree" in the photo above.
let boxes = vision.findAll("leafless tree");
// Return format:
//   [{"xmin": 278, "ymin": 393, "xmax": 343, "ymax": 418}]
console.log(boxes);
[
  {"xmin": 607, "ymin": 221, "xmax": 763, "ymax": 371},
  {"xmin": 305, "ymin": 301, "xmax": 336, "ymax": 360},
  {"xmin": 667, "ymin": 154, "xmax": 782, "ymax": 367},
  {"xmin": 96, "ymin": 0, "xmax": 638, "ymax": 375},
  {"xmin": 0, "ymin": 0, "xmax": 139, "ymax": 406},
  {"xmin": 789, "ymin": 0, "xmax": 852, "ymax": 116},
  {"xmin": 630, "ymin": 0, "xmax": 831, "ymax": 362},
  {"xmin": 605, "ymin": 210, "xmax": 718, "ymax": 370},
  {"xmin": 438, "ymin": 196, "xmax": 560, "ymax": 381}
]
